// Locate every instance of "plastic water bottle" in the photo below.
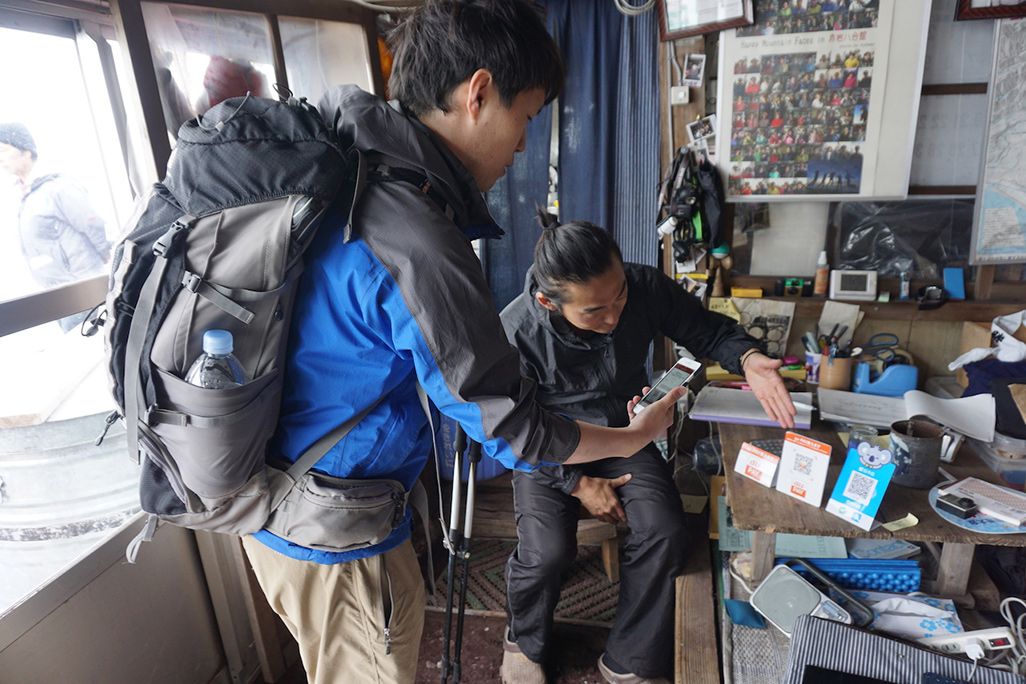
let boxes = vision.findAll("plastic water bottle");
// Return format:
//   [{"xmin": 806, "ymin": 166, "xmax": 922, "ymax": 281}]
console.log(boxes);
[{"xmin": 185, "ymin": 329, "xmax": 248, "ymax": 389}]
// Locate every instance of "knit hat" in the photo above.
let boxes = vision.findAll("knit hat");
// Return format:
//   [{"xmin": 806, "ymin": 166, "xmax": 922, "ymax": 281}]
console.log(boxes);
[{"xmin": 0, "ymin": 123, "xmax": 37, "ymax": 158}]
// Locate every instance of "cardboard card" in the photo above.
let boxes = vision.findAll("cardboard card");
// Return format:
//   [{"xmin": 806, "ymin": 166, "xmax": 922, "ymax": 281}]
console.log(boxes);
[
  {"xmin": 775, "ymin": 431, "xmax": 832, "ymax": 507},
  {"xmin": 708, "ymin": 475, "xmax": 727, "ymax": 539},
  {"xmin": 735, "ymin": 441, "xmax": 781, "ymax": 488},
  {"xmin": 826, "ymin": 436, "xmax": 896, "ymax": 531}
]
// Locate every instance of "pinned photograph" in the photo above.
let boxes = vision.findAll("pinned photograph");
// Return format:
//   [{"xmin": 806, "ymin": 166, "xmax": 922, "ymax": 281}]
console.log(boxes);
[
  {"xmin": 682, "ymin": 53, "xmax": 706, "ymax": 88},
  {"xmin": 956, "ymin": 0, "xmax": 1026, "ymax": 21},
  {"xmin": 686, "ymin": 114, "xmax": 717, "ymax": 144}
]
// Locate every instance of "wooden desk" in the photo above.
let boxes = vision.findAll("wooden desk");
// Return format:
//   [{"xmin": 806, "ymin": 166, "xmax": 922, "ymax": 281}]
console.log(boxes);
[{"xmin": 719, "ymin": 422, "xmax": 1026, "ymax": 597}]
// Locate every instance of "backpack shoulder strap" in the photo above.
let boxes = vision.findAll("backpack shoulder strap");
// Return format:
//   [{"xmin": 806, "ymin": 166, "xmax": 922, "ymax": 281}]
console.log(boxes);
[{"xmin": 367, "ymin": 164, "xmax": 454, "ymax": 220}]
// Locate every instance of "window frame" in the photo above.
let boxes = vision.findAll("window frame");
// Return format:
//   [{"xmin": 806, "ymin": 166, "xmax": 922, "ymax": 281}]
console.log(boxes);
[
  {"xmin": 111, "ymin": 0, "xmax": 383, "ymax": 179},
  {"xmin": 0, "ymin": 3, "xmax": 382, "ymax": 680}
]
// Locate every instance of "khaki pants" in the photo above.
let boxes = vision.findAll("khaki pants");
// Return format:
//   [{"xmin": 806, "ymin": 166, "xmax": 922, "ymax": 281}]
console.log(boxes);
[{"xmin": 242, "ymin": 536, "xmax": 426, "ymax": 684}]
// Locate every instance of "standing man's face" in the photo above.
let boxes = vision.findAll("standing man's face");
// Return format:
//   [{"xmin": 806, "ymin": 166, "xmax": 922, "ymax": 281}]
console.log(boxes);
[
  {"xmin": 425, "ymin": 71, "xmax": 547, "ymax": 193},
  {"xmin": 0, "ymin": 143, "xmax": 32, "ymax": 180},
  {"xmin": 472, "ymin": 87, "xmax": 546, "ymax": 191}
]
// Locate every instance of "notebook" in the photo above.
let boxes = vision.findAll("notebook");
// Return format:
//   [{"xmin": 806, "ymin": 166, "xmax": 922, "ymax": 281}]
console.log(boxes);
[{"xmin": 817, "ymin": 389, "xmax": 995, "ymax": 442}]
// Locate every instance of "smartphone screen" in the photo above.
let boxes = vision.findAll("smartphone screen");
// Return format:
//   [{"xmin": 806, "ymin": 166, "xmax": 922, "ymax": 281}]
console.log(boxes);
[{"xmin": 635, "ymin": 358, "xmax": 702, "ymax": 412}]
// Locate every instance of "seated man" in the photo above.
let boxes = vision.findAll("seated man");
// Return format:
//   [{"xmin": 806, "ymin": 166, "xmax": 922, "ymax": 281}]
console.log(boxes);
[{"xmin": 499, "ymin": 214, "xmax": 795, "ymax": 684}]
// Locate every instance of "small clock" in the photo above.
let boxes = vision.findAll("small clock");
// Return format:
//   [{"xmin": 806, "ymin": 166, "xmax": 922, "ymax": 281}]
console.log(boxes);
[{"xmin": 829, "ymin": 270, "xmax": 877, "ymax": 302}]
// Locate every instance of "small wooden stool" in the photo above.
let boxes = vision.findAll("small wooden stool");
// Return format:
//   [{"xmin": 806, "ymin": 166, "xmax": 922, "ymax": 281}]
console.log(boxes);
[
  {"xmin": 471, "ymin": 476, "xmax": 621, "ymax": 583},
  {"xmin": 575, "ymin": 516, "xmax": 621, "ymax": 583}
]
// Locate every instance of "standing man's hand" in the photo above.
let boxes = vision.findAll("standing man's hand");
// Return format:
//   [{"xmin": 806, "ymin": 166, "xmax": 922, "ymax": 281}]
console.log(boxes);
[
  {"xmin": 571, "ymin": 474, "xmax": 631, "ymax": 524},
  {"xmin": 742, "ymin": 351, "xmax": 796, "ymax": 428},
  {"xmin": 626, "ymin": 385, "xmax": 685, "ymax": 439}
]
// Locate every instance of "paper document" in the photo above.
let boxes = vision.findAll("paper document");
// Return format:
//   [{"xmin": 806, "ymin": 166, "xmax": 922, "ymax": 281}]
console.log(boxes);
[
  {"xmin": 776, "ymin": 432, "xmax": 833, "ymax": 507},
  {"xmin": 818, "ymin": 301, "xmax": 863, "ymax": 348},
  {"xmin": 716, "ymin": 496, "xmax": 848, "ymax": 558},
  {"xmin": 817, "ymin": 389, "xmax": 995, "ymax": 442},
  {"xmin": 847, "ymin": 538, "xmax": 920, "ymax": 560},
  {"xmin": 690, "ymin": 386, "xmax": 813, "ymax": 429}
]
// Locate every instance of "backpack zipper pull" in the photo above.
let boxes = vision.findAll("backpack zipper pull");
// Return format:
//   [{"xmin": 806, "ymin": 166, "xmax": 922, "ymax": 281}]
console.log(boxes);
[{"xmin": 95, "ymin": 410, "xmax": 121, "ymax": 446}]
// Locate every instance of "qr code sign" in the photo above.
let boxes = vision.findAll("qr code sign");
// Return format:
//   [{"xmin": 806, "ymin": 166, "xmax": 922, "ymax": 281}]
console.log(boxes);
[
  {"xmin": 794, "ymin": 454, "xmax": 814, "ymax": 476},
  {"xmin": 843, "ymin": 471, "xmax": 877, "ymax": 506}
]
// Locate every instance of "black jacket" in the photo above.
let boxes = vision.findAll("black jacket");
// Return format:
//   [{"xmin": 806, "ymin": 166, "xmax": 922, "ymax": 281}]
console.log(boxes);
[{"xmin": 499, "ymin": 262, "xmax": 760, "ymax": 494}]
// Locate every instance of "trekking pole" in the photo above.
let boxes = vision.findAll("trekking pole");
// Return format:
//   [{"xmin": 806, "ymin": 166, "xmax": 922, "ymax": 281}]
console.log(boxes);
[
  {"xmin": 440, "ymin": 427, "xmax": 468, "ymax": 684},
  {"xmin": 451, "ymin": 439, "xmax": 482, "ymax": 684}
]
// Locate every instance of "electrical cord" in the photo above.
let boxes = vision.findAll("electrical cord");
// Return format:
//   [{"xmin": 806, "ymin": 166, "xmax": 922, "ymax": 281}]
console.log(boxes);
[
  {"xmin": 347, "ymin": 0, "xmax": 422, "ymax": 10},
  {"xmin": 1000, "ymin": 596, "xmax": 1026, "ymax": 675},
  {"xmin": 669, "ymin": 45, "xmax": 685, "ymax": 86},
  {"xmin": 965, "ymin": 641, "xmax": 984, "ymax": 682},
  {"xmin": 613, "ymin": 0, "xmax": 656, "ymax": 17}
]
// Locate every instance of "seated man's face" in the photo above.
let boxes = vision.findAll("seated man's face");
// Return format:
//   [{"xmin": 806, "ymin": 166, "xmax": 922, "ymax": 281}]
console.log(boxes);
[{"xmin": 549, "ymin": 261, "xmax": 628, "ymax": 336}]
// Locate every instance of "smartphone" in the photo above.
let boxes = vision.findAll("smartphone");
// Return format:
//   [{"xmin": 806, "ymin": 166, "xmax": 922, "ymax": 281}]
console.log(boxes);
[{"xmin": 634, "ymin": 357, "xmax": 702, "ymax": 413}]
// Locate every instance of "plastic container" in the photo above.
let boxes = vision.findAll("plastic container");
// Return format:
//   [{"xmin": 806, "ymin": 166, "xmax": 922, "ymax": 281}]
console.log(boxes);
[
  {"xmin": 971, "ymin": 436, "xmax": 1026, "ymax": 488},
  {"xmin": 185, "ymin": 329, "xmax": 248, "ymax": 389},
  {"xmin": 813, "ymin": 250, "xmax": 829, "ymax": 296}
]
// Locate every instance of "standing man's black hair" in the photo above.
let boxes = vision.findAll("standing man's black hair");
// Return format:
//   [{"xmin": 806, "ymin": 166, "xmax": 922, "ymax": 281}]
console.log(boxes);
[
  {"xmin": 533, "ymin": 210, "xmax": 624, "ymax": 305},
  {"xmin": 387, "ymin": 0, "xmax": 564, "ymax": 117}
]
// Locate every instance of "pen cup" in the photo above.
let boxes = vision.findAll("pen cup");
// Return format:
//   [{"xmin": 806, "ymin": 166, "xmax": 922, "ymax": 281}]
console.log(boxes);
[
  {"xmin": 817, "ymin": 355, "xmax": 854, "ymax": 391},
  {"xmin": 805, "ymin": 351, "xmax": 822, "ymax": 384}
]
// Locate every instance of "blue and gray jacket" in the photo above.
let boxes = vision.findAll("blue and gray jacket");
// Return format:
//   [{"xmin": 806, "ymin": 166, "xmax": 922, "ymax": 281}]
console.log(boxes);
[{"xmin": 252, "ymin": 87, "xmax": 581, "ymax": 564}]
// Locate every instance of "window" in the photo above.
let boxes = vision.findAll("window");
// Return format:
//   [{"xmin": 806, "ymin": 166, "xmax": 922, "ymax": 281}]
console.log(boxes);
[
  {"xmin": 0, "ymin": 14, "xmax": 138, "ymax": 616},
  {"xmin": 280, "ymin": 17, "xmax": 374, "ymax": 105},
  {"xmin": 140, "ymin": 3, "xmax": 277, "ymax": 142}
]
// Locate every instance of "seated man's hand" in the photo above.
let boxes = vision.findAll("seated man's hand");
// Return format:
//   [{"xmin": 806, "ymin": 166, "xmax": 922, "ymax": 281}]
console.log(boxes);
[
  {"xmin": 571, "ymin": 474, "xmax": 631, "ymax": 524},
  {"xmin": 743, "ymin": 351, "xmax": 797, "ymax": 428}
]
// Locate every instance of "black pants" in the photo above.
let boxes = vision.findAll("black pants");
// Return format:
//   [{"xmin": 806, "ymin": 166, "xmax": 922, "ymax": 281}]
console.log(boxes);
[{"xmin": 505, "ymin": 449, "xmax": 689, "ymax": 678}]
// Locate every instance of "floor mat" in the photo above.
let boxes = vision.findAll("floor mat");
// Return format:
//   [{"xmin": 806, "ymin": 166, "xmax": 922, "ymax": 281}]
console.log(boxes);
[{"xmin": 429, "ymin": 539, "xmax": 619, "ymax": 628}]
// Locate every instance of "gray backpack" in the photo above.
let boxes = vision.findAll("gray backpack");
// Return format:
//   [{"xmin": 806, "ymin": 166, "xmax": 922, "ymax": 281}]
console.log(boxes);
[{"xmin": 98, "ymin": 93, "xmax": 432, "ymax": 561}]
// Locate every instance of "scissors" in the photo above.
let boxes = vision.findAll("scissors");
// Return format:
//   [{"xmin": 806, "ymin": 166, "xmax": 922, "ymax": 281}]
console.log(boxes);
[{"xmin": 862, "ymin": 332, "xmax": 900, "ymax": 363}]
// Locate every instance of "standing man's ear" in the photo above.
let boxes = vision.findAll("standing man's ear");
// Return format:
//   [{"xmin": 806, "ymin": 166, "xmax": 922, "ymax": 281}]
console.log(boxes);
[
  {"xmin": 462, "ymin": 69, "xmax": 494, "ymax": 123},
  {"xmin": 534, "ymin": 291, "xmax": 558, "ymax": 312}
]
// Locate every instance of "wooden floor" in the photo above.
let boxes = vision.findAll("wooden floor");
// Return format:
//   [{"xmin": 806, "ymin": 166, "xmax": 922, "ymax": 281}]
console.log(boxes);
[{"xmin": 277, "ymin": 611, "xmax": 611, "ymax": 683}]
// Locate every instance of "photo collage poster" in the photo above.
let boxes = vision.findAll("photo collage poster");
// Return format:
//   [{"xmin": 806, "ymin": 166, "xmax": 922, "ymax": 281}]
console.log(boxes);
[{"xmin": 719, "ymin": 0, "xmax": 895, "ymax": 199}]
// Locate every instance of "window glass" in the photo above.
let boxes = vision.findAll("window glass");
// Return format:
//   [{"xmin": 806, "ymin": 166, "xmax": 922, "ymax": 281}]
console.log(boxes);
[
  {"xmin": 140, "ymin": 3, "xmax": 276, "ymax": 141},
  {"xmin": 279, "ymin": 17, "xmax": 373, "ymax": 104},
  {"xmin": 0, "ymin": 26, "xmax": 127, "ymax": 302},
  {"xmin": 0, "ymin": 321, "xmax": 137, "ymax": 616},
  {"xmin": 0, "ymin": 23, "xmax": 138, "ymax": 617}
]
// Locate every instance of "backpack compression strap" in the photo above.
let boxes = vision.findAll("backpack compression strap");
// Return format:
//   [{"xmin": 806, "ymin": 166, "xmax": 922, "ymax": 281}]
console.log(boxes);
[{"xmin": 125, "ymin": 214, "xmax": 196, "ymax": 464}]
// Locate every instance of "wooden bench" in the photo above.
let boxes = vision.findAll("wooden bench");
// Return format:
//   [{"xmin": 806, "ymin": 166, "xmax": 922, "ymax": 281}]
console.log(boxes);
[
  {"xmin": 471, "ymin": 475, "xmax": 621, "ymax": 583},
  {"xmin": 674, "ymin": 544, "xmax": 720, "ymax": 684}
]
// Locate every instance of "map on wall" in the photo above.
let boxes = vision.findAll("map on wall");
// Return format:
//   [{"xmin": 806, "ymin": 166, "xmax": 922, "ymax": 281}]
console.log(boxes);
[{"xmin": 971, "ymin": 18, "xmax": 1026, "ymax": 265}]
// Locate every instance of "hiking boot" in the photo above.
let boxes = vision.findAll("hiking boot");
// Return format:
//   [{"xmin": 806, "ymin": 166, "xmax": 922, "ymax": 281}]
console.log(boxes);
[
  {"xmin": 597, "ymin": 653, "xmax": 670, "ymax": 684},
  {"xmin": 500, "ymin": 632, "xmax": 546, "ymax": 684}
]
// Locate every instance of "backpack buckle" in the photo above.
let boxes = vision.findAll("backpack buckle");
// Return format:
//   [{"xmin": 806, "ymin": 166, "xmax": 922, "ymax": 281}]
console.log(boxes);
[
  {"xmin": 182, "ymin": 271, "xmax": 202, "ymax": 292},
  {"xmin": 153, "ymin": 215, "xmax": 195, "ymax": 258}
]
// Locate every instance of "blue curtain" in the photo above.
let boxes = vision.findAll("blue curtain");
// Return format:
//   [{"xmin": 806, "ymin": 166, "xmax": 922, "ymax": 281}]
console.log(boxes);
[
  {"xmin": 484, "ymin": 0, "xmax": 661, "ymax": 310},
  {"xmin": 482, "ymin": 113, "xmax": 552, "ymax": 311}
]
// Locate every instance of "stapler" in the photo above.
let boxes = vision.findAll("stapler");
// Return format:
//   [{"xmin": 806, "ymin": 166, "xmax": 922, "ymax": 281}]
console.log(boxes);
[{"xmin": 851, "ymin": 362, "xmax": 918, "ymax": 397}]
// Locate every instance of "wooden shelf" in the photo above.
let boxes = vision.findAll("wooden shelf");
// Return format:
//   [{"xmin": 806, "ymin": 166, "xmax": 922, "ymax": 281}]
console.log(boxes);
[
  {"xmin": 754, "ymin": 297, "xmax": 1020, "ymax": 322},
  {"xmin": 728, "ymin": 275, "xmax": 1024, "ymax": 322}
]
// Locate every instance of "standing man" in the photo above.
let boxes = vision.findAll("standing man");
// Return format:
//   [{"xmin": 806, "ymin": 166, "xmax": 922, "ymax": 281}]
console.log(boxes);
[
  {"xmin": 240, "ymin": 3, "xmax": 685, "ymax": 683},
  {"xmin": 0, "ymin": 122, "xmax": 111, "ymax": 331},
  {"xmin": 499, "ymin": 216, "xmax": 795, "ymax": 684}
]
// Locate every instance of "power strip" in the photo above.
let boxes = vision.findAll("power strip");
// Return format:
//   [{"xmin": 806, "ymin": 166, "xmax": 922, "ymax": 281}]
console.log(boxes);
[{"xmin": 917, "ymin": 627, "xmax": 1016, "ymax": 656}]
